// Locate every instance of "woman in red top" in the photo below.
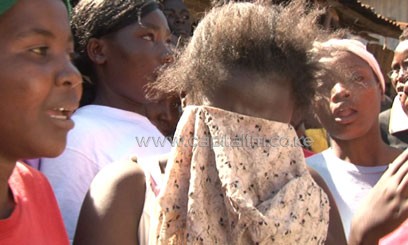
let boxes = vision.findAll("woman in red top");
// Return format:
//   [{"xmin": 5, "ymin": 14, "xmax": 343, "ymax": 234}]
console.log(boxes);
[{"xmin": 0, "ymin": 0, "xmax": 82, "ymax": 244}]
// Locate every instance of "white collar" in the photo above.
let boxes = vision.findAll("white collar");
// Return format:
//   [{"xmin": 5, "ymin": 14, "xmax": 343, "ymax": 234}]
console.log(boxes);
[{"xmin": 389, "ymin": 96, "xmax": 408, "ymax": 134}]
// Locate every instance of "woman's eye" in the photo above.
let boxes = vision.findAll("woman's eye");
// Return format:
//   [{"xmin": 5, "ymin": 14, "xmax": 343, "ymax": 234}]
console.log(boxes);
[
  {"xmin": 30, "ymin": 46, "xmax": 48, "ymax": 56},
  {"xmin": 391, "ymin": 66, "xmax": 400, "ymax": 73},
  {"xmin": 164, "ymin": 12, "xmax": 175, "ymax": 19},
  {"xmin": 181, "ymin": 14, "xmax": 189, "ymax": 21},
  {"xmin": 352, "ymin": 75, "xmax": 364, "ymax": 82},
  {"xmin": 142, "ymin": 34, "xmax": 154, "ymax": 41},
  {"xmin": 402, "ymin": 60, "xmax": 408, "ymax": 69},
  {"xmin": 348, "ymin": 71, "xmax": 364, "ymax": 82},
  {"xmin": 171, "ymin": 101, "xmax": 181, "ymax": 109},
  {"xmin": 166, "ymin": 37, "xmax": 174, "ymax": 45}
]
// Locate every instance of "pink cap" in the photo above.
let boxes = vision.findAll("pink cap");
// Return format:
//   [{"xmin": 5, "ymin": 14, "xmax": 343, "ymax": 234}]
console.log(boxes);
[{"xmin": 314, "ymin": 39, "xmax": 385, "ymax": 93}]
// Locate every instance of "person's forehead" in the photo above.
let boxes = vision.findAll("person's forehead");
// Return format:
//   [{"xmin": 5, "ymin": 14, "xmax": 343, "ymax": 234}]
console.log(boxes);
[
  {"xmin": 395, "ymin": 40, "xmax": 408, "ymax": 54},
  {"xmin": 163, "ymin": 0, "xmax": 187, "ymax": 10},
  {"xmin": 0, "ymin": 0, "xmax": 69, "ymax": 37},
  {"xmin": 336, "ymin": 51, "xmax": 373, "ymax": 69},
  {"xmin": 142, "ymin": 9, "xmax": 170, "ymax": 33},
  {"xmin": 1, "ymin": 0, "xmax": 70, "ymax": 18}
]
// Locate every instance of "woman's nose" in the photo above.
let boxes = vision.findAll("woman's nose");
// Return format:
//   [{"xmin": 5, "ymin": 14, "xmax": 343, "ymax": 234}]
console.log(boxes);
[
  {"xmin": 160, "ymin": 45, "xmax": 174, "ymax": 65},
  {"xmin": 56, "ymin": 61, "xmax": 82, "ymax": 86},
  {"xmin": 396, "ymin": 69, "xmax": 408, "ymax": 85},
  {"xmin": 175, "ymin": 16, "xmax": 184, "ymax": 24},
  {"xmin": 55, "ymin": 61, "xmax": 83, "ymax": 102},
  {"xmin": 331, "ymin": 83, "xmax": 351, "ymax": 102}
]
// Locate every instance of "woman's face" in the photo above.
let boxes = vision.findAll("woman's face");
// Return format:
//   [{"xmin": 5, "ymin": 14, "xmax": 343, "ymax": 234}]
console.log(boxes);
[
  {"xmin": 0, "ymin": 0, "xmax": 82, "ymax": 160},
  {"xmin": 390, "ymin": 40, "xmax": 408, "ymax": 114},
  {"xmin": 162, "ymin": 0, "xmax": 192, "ymax": 38},
  {"xmin": 99, "ymin": 9, "xmax": 173, "ymax": 109},
  {"xmin": 314, "ymin": 51, "xmax": 382, "ymax": 141},
  {"xmin": 144, "ymin": 95, "xmax": 181, "ymax": 138}
]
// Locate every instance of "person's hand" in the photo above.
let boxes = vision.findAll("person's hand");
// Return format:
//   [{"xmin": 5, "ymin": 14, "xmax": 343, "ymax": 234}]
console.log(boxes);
[{"xmin": 349, "ymin": 149, "xmax": 408, "ymax": 245}]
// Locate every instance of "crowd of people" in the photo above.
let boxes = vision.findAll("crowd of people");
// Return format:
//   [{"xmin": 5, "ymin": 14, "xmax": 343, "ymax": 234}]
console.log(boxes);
[{"xmin": 1, "ymin": 0, "xmax": 408, "ymax": 244}]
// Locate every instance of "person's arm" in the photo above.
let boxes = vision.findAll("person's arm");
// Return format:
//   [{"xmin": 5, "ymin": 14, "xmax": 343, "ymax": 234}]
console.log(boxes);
[
  {"xmin": 349, "ymin": 149, "xmax": 408, "ymax": 245},
  {"xmin": 73, "ymin": 160, "xmax": 146, "ymax": 245},
  {"xmin": 307, "ymin": 166, "xmax": 347, "ymax": 245}
]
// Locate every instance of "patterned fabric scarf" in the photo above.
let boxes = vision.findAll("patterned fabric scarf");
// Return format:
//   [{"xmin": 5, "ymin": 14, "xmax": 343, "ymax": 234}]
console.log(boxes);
[{"xmin": 153, "ymin": 105, "xmax": 329, "ymax": 244}]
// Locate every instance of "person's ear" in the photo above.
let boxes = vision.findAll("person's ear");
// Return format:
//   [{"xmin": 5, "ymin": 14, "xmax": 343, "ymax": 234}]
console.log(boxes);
[{"xmin": 87, "ymin": 38, "xmax": 108, "ymax": 65}]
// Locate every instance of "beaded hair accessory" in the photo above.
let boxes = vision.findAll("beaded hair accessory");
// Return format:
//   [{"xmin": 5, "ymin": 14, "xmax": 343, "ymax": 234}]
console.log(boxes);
[{"xmin": 93, "ymin": 0, "xmax": 159, "ymax": 38}]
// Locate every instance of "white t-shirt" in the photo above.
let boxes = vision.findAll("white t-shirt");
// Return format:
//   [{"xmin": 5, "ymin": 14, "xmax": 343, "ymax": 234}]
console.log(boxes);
[
  {"xmin": 389, "ymin": 96, "xmax": 408, "ymax": 134},
  {"xmin": 306, "ymin": 149, "xmax": 388, "ymax": 239},
  {"xmin": 40, "ymin": 105, "xmax": 171, "ymax": 242},
  {"xmin": 137, "ymin": 156, "xmax": 164, "ymax": 245}
]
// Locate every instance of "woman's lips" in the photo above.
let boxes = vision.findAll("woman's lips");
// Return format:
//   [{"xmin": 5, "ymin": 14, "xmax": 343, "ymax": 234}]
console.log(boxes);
[
  {"xmin": 48, "ymin": 107, "xmax": 74, "ymax": 119},
  {"xmin": 47, "ymin": 107, "xmax": 76, "ymax": 129},
  {"xmin": 333, "ymin": 107, "xmax": 357, "ymax": 124}
]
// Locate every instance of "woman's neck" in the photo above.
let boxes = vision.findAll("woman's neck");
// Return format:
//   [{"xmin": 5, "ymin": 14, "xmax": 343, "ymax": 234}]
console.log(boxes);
[
  {"xmin": 93, "ymin": 90, "xmax": 147, "ymax": 116},
  {"xmin": 330, "ymin": 129, "xmax": 402, "ymax": 166},
  {"xmin": 0, "ymin": 160, "xmax": 16, "ymax": 219}
]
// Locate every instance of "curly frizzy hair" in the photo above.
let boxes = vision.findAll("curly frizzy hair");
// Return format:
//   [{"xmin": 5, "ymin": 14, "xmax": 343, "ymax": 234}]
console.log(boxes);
[{"xmin": 148, "ymin": 0, "xmax": 326, "ymax": 110}]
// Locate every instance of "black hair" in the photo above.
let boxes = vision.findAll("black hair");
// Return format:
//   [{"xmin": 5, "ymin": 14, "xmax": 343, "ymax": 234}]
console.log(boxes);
[{"xmin": 71, "ymin": 0, "xmax": 157, "ymax": 105}]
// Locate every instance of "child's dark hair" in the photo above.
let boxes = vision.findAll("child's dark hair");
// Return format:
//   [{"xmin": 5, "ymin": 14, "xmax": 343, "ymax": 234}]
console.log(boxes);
[{"xmin": 149, "ymin": 0, "xmax": 326, "ymax": 111}]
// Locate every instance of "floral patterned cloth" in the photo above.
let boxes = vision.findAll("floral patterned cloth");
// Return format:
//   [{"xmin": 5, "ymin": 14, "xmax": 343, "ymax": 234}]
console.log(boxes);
[{"xmin": 153, "ymin": 106, "xmax": 329, "ymax": 244}]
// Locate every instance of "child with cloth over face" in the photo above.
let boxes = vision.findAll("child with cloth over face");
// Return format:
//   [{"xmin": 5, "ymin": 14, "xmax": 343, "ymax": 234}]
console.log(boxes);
[
  {"xmin": 147, "ymin": 1, "xmax": 346, "ymax": 244},
  {"xmin": 73, "ymin": 1, "xmax": 347, "ymax": 244},
  {"xmin": 0, "ymin": 0, "xmax": 82, "ymax": 244}
]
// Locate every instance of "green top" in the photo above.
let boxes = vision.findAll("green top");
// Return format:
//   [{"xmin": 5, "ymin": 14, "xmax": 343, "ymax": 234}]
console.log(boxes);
[
  {"xmin": 0, "ymin": 0, "xmax": 16, "ymax": 16},
  {"xmin": 0, "ymin": 0, "xmax": 72, "ymax": 17}
]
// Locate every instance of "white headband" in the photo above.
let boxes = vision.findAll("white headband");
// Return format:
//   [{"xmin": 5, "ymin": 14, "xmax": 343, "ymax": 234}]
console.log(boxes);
[{"xmin": 314, "ymin": 39, "xmax": 385, "ymax": 93}]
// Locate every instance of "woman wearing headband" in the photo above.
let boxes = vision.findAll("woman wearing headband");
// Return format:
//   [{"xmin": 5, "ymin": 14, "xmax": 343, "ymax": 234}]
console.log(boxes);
[
  {"xmin": 348, "ymin": 31, "xmax": 408, "ymax": 244},
  {"xmin": 307, "ymin": 38, "xmax": 403, "ymax": 240},
  {"xmin": 39, "ymin": 0, "xmax": 174, "ymax": 242},
  {"xmin": 0, "ymin": 0, "xmax": 82, "ymax": 243}
]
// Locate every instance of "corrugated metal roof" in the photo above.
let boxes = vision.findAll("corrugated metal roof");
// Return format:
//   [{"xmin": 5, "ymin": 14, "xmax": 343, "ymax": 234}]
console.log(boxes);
[
  {"xmin": 184, "ymin": 0, "xmax": 402, "ymax": 37},
  {"xmin": 339, "ymin": 0, "xmax": 401, "ymax": 29}
]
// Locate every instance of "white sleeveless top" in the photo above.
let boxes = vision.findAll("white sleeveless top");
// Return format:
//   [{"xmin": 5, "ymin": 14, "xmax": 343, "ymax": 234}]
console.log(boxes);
[{"xmin": 137, "ymin": 155, "xmax": 166, "ymax": 245}]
